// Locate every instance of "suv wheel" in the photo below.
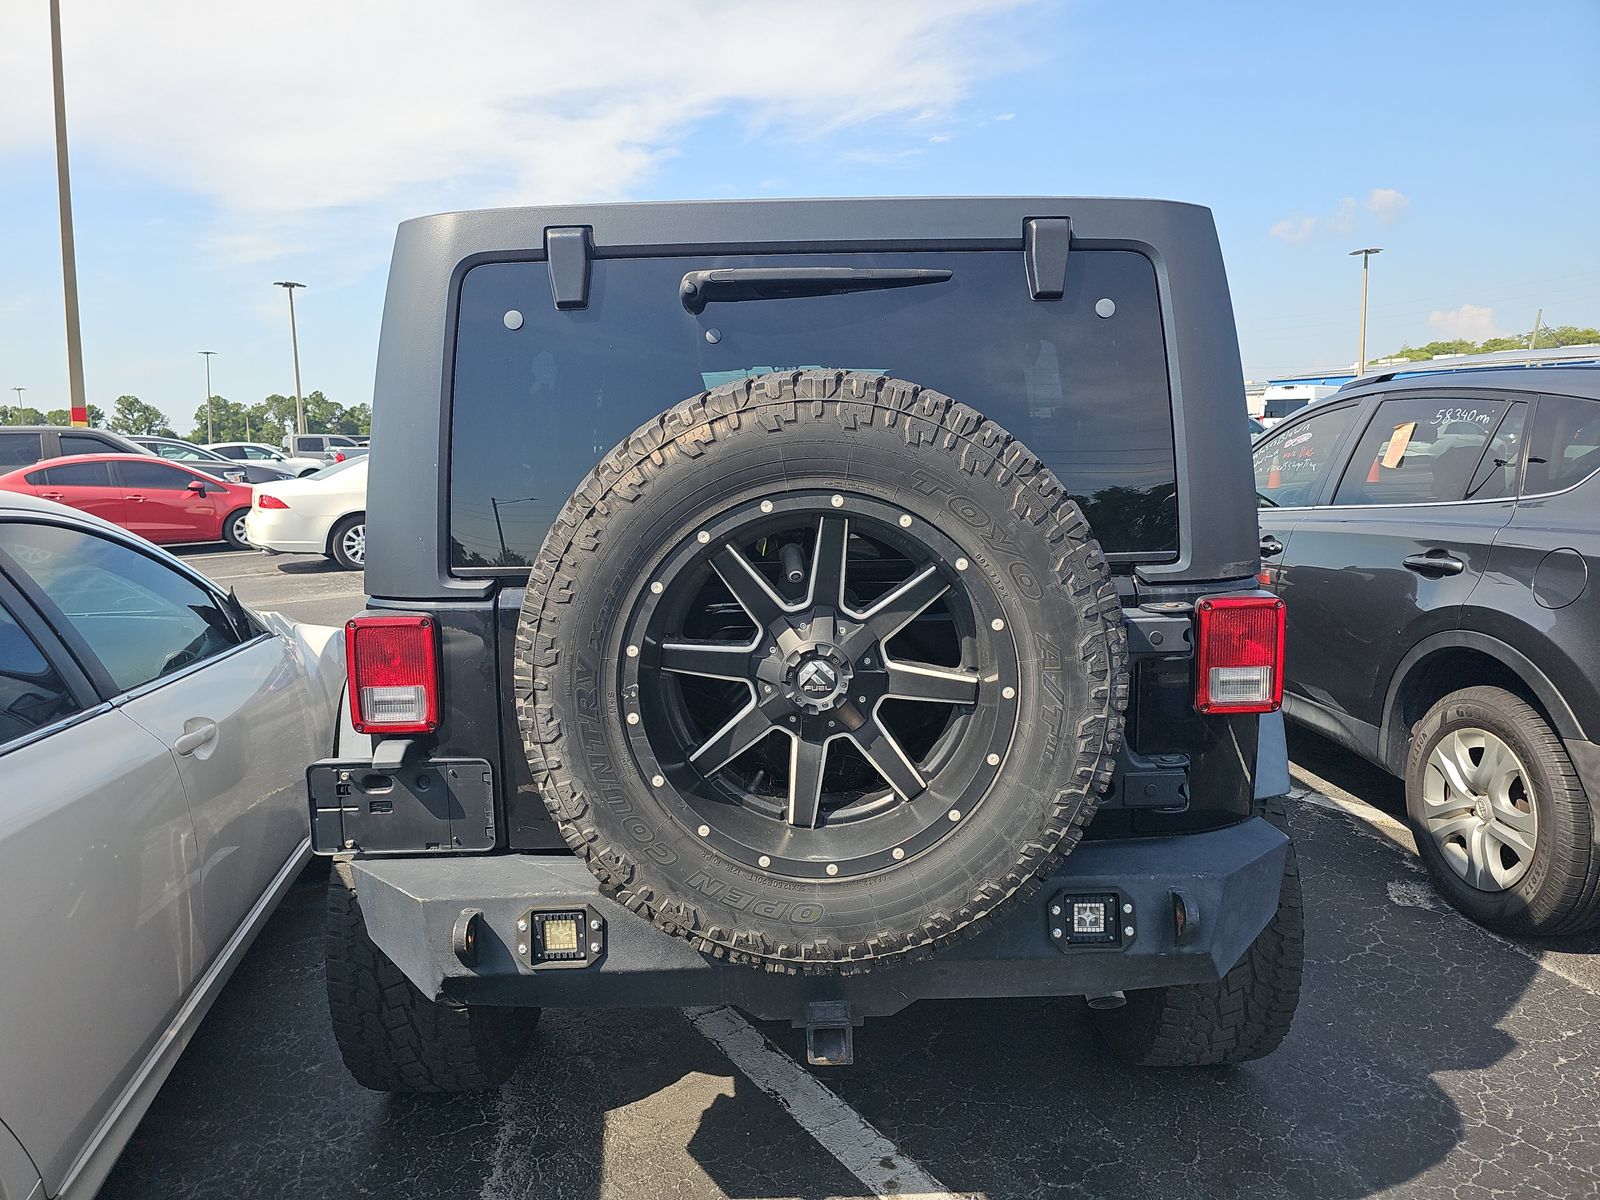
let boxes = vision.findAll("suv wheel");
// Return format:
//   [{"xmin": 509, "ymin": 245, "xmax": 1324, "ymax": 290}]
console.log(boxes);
[
  {"xmin": 1406, "ymin": 686, "xmax": 1600, "ymax": 936},
  {"xmin": 1092, "ymin": 799, "xmax": 1304, "ymax": 1066},
  {"xmin": 516, "ymin": 371, "xmax": 1128, "ymax": 974},
  {"xmin": 329, "ymin": 514, "xmax": 365, "ymax": 570},
  {"xmin": 324, "ymin": 862, "xmax": 539, "ymax": 1092}
]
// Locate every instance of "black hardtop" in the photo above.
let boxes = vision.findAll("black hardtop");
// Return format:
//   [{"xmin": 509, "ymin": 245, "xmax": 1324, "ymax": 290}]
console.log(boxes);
[{"xmin": 364, "ymin": 196, "xmax": 1259, "ymax": 601}]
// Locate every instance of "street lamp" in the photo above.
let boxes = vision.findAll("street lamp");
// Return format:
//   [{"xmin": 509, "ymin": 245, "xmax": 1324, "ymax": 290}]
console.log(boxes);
[
  {"xmin": 1348, "ymin": 247, "xmax": 1383, "ymax": 376},
  {"xmin": 274, "ymin": 281, "xmax": 306, "ymax": 435},
  {"xmin": 10, "ymin": 387, "xmax": 24, "ymax": 408},
  {"xmin": 199, "ymin": 351, "xmax": 217, "ymax": 443}
]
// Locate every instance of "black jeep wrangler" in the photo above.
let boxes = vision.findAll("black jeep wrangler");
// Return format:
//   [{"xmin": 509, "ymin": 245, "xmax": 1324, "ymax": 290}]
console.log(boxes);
[{"xmin": 310, "ymin": 197, "xmax": 1302, "ymax": 1090}]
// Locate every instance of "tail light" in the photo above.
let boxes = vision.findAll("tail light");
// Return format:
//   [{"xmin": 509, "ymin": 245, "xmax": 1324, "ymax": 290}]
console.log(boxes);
[
  {"xmin": 334, "ymin": 451, "xmax": 346, "ymax": 462},
  {"xmin": 257, "ymin": 493, "xmax": 289, "ymax": 509},
  {"xmin": 346, "ymin": 615, "xmax": 439, "ymax": 734},
  {"xmin": 1193, "ymin": 595, "xmax": 1285, "ymax": 714}
]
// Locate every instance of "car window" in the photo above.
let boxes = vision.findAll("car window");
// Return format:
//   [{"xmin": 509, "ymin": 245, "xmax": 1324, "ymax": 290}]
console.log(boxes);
[
  {"xmin": 60, "ymin": 433, "xmax": 115, "ymax": 456},
  {"xmin": 0, "ymin": 597, "xmax": 80, "ymax": 746},
  {"xmin": 1524, "ymin": 393, "xmax": 1600, "ymax": 495},
  {"xmin": 292, "ymin": 437, "xmax": 322, "ymax": 455},
  {"xmin": 40, "ymin": 461, "xmax": 117, "ymax": 487},
  {"xmin": 0, "ymin": 432, "xmax": 42, "ymax": 467},
  {"xmin": 210, "ymin": 445, "xmax": 244, "ymax": 459},
  {"xmin": 243, "ymin": 446, "xmax": 281, "ymax": 460},
  {"xmin": 0, "ymin": 523, "xmax": 242, "ymax": 693},
  {"xmin": 117, "ymin": 460, "xmax": 197, "ymax": 490},
  {"xmin": 1252, "ymin": 405, "xmax": 1356, "ymax": 507},
  {"xmin": 450, "ymin": 249, "xmax": 1180, "ymax": 564},
  {"xmin": 1464, "ymin": 402, "xmax": 1528, "ymax": 502},
  {"xmin": 328, "ymin": 436, "xmax": 356, "ymax": 446},
  {"xmin": 1333, "ymin": 397, "xmax": 1510, "ymax": 507},
  {"xmin": 150, "ymin": 442, "xmax": 207, "ymax": 461}
]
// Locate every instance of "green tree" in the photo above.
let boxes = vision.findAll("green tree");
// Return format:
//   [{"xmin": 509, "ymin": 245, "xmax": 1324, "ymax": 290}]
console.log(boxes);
[
  {"xmin": 43, "ymin": 404, "xmax": 106, "ymax": 428},
  {"xmin": 108, "ymin": 395, "xmax": 175, "ymax": 437},
  {"xmin": 0, "ymin": 406, "xmax": 46, "ymax": 425},
  {"xmin": 1388, "ymin": 324, "xmax": 1600, "ymax": 362},
  {"xmin": 188, "ymin": 396, "xmax": 260, "ymax": 444}
]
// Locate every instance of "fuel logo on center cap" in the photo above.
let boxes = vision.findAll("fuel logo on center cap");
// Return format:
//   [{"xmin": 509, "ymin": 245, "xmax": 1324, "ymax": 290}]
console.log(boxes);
[{"xmin": 797, "ymin": 660, "xmax": 839, "ymax": 696}]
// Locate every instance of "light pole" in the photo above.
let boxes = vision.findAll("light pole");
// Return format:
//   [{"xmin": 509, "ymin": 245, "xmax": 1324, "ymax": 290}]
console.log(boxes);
[
  {"xmin": 274, "ymin": 281, "xmax": 306, "ymax": 435},
  {"xmin": 199, "ymin": 350, "xmax": 217, "ymax": 443},
  {"xmin": 50, "ymin": 0, "xmax": 88, "ymax": 427},
  {"xmin": 10, "ymin": 387, "xmax": 24, "ymax": 409},
  {"xmin": 1349, "ymin": 247, "xmax": 1383, "ymax": 376}
]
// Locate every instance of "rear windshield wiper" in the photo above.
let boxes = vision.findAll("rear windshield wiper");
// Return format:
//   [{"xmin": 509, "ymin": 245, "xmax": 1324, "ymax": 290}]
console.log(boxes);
[{"xmin": 679, "ymin": 267, "xmax": 952, "ymax": 315}]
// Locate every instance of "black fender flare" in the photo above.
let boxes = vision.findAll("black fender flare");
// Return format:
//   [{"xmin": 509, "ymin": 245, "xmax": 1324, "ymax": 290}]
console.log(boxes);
[{"xmin": 1380, "ymin": 630, "xmax": 1581, "ymax": 771}]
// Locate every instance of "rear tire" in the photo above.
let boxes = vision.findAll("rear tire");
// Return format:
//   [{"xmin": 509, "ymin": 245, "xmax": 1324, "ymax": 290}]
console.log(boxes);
[
  {"xmin": 222, "ymin": 508, "xmax": 251, "ymax": 550},
  {"xmin": 324, "ymin": 862, "xmax": 538, "ymax": 1092},
  {"xmin": 1092, "ymin": 802, "xmax": 1303, "ymax": 1067},
  {"xmin": 329, "ymin": 514, "xmax": 365, "ymax": 570},
  {"xmin": 1405, "ymin": 686, "xmax": 1599, "ymax": 936}
]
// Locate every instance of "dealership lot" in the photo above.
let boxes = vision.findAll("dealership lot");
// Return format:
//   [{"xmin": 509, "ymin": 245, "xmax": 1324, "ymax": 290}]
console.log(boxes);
[{"xmin": 84, "ymin": 546, "xmax": 1600, "ymax": 1199}]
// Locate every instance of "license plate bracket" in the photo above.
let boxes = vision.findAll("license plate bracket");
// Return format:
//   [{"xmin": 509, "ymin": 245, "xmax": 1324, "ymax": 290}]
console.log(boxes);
[{"xmin": 307, "ymin": 757, "xmax": 495, "ymax": 854}]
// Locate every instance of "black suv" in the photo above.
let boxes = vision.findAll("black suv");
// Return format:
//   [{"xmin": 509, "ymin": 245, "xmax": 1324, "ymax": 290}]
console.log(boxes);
[
  {"xmin": 1254, "ymin": 367, "xmax": 1600, "ymax": 935},
  {"xmin": 310, "ymin": 197, "xmax": 1302, "ymax": 1090}
]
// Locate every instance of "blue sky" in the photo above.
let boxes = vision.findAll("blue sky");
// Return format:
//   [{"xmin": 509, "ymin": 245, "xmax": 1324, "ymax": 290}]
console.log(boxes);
[{"xmin": 2, "ymin": 0, "xmax": 1596, "ymax": 430}]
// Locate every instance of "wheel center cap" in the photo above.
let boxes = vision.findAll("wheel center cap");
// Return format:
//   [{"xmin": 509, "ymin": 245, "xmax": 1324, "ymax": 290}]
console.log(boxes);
[
  {"xmin": 1474, "ymin": 796, "xmax": 1492, "ymax": 823},
  {"xmin": 785, "ymin": 646, "xmax": 854, "ymax": 713}
]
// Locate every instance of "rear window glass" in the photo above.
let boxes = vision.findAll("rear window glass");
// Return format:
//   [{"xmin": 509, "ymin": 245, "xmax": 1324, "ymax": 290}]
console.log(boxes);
[
  {"xmin": 448, "ymin": 250, "xmax": 1177, "ymax": 568},
  {"xmin": 1525, "ymin": 393, "xmax": 1600, "ymax": 495}
]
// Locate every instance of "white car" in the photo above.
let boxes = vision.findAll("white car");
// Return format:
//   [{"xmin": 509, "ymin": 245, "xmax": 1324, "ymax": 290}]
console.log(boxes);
[
  {"xmin": 0, "ymin": 492, "xmax": 343, "ymax": 1200},
  {"xmin": 204, "ymin": 441, "xmax": 326, "ymax": 478},
  {"xmin": 245, "ymin": 456, "xmax": 367, "ymax": 569}
]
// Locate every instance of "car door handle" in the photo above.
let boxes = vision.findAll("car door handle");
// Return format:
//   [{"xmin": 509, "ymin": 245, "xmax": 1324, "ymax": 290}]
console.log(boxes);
[
  {"xmin": 173, "ymin": 721, "xmax": 219, "ymax": 756},
  {"xmin": 1403, "ymin": 552, "xmax": 1466, "ymax": 577},
  {"xmin": 1259, "ymin": 535, "xmax": 1285, "ymax": 557},
  {"xmin": 38, "ymin": 490, "xmax": 65, "ymax": 500},
  {"xmin": 127, "ymin": 494, "xmax": 147, "ymax": 502}
]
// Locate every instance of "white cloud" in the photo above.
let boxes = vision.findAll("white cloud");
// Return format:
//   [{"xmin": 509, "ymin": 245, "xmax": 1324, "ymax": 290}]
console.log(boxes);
[
  {"xmin": 1428, "ymin": 303, "xmax": 1503, "ymax": 342},
  {"xmin": 994, "ymin": 111, "xmax": 1016, "ymax": 120},
  {"xmin": 1268, "ymin": 186, "xmax": 1409, "ymax": 245},
  {"xmin": 0, "ymin": 0, "xmax": 1025, "ymax": 260},
  {"xmin": 1365, "ymin": 187, "xmax": 1411, "ymax": 223},
  {"xmin": 929, "ymin": 134, "xmax": 952, "ymax": 144},
  {"xmin": 1268, "ymin": 216, "xmax": 1318, "ymax": 244}
]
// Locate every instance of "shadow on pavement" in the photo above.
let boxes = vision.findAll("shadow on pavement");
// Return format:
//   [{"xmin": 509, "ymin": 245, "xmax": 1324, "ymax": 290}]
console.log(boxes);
[{"xmin": 101, "ymin": 800, "xmax": 1600, "ymax": 1199}]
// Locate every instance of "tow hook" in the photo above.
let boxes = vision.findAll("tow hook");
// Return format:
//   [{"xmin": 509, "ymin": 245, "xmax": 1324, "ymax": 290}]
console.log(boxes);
[{"xmin": 803, "ymin": 1000, "xmax": 855, "ymax": 1066}]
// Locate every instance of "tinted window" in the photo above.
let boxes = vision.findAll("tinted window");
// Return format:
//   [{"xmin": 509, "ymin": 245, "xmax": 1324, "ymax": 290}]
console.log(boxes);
[
  {"xmin": 0, "ymin": 524, "xmax": 240, "ymax": 692},
  {"xmin": 41, "ymin": 461, "xmax": 116, "ymax": 487},
  {"xmin": 1464, "ymin": 402, "xmax": 1527, "ymax": 502},
  {"xmin": 212, "ymin": 445, "xmax": 246, "ymax": 459},
  {"xmin": 60, "ymin": 433, "xmax": 116, "ymax": 456},
  {"xmin": 0, "ymin": 433, "xmax": 42, "ymax": 467},
  {"xmin": 117, "ymin": 460, "xmax": 196, "ymax": 489},
  {"xmin": 0, "ymin": 598, "xmax": 79, "ymax": 745},
  {"xmin": 1525, "ymin": 394, "xmax": 1600, "ymax": 495},
  {"xmin": 1252, "ymin": 405, "xmax": 1356, "ymax": 507},
  {"xmin": 292, "ymin": 437, "xmax": 322, "ymax": 455},
  {"xmin": 1334, "ymin": 397, "xmax": 1509, "ymax": 506},
  {"xmin": 449, "ymin": 250, "xmax": 1177, "ymax": 565}
]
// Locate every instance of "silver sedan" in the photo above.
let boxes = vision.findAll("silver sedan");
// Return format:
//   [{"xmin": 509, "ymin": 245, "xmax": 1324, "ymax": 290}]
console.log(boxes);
[{"xmin": 0, "ymin": 493, "xmax": 343, "ymax": 1200}]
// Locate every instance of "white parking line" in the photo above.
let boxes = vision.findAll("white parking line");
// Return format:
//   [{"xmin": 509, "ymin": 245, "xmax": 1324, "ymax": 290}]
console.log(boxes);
[{"xmin": 683, "ymin": 1005, "xmax": 968, "ymax": 1200}]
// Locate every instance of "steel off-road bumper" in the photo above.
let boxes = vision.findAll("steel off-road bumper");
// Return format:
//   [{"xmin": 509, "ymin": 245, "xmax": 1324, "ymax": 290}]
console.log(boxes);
[{"xmin": 341, "ymin": 816, "xmax": 1288, "ymax": 1028}]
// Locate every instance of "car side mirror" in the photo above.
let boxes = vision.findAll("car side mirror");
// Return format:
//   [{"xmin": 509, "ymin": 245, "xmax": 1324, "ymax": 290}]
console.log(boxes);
[{"xmin": 187, "ymin": 480, "xmax": 207, "ymax": 495}]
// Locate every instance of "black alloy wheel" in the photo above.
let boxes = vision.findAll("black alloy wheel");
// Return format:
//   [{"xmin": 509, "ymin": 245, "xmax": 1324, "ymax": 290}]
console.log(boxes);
[{"xmin": 621, "ymin": 491, "xmax": 1019, "ymax": 881}]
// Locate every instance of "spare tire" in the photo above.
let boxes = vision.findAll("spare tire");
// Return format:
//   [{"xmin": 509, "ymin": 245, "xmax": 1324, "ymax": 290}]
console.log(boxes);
[{"xmin": 515, "ymin": 371, "xmax": 1127, "ymax": 973}]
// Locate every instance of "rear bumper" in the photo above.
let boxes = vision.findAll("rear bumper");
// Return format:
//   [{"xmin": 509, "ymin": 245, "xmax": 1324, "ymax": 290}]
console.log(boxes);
[{"xmin": 345, "ymin": 816, "xmax": 1288, "ymax": 1025}]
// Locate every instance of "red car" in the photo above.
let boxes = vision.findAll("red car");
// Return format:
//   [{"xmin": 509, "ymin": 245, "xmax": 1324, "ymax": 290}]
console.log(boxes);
[{"xmin": 0, "ymin": 454, "xmax": 256, "ymax": 549}]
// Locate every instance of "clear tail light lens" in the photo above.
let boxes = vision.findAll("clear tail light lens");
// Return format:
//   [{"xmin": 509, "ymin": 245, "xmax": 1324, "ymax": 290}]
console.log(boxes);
[
  {"xmin": 257, "ymin": 494, "xmax": 289, "ymax": 509},
  {"xmin": 1193, "ymin": 595, "xmax": 1286, "ymax": 715},
  {"xmin": 346, "ymin": 615, "xmax": 439, "ymax": 734}
]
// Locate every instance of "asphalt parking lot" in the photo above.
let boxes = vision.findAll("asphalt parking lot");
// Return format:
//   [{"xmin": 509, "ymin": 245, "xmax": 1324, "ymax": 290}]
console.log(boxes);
[{"xmin": 98, "ymin": 546, "xmax": 1600, "ymax": 1200}]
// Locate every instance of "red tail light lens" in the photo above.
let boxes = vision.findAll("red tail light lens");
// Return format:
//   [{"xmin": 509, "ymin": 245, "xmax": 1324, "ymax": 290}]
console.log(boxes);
[
  {"xmin": 1194, "ymin": 595, "xmax": 1285, "ymax": 715},
  {"xmin": 257, "ymin": 493, "xmax": 289, "ymax": 509},
  {"xmin": 346, "ymin": 615, "xmax": 439, "ymax": 734},
  {"xmin": 334, "ymin": 451, "xmax": 346, "ymax": 462}
]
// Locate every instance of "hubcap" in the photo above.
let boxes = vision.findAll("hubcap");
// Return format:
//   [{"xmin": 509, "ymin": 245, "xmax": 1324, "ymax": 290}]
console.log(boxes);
[
  {"xmin": 231, "ymin": 514, "xmax": 248, "ymax": 544},
  {"xmin": 620, "ymin": 491, "xmax": 1019, "ymax": 879},
  {"xmin": 343, "ymin": 524, "xmax": 365, "ymax": 565},
  {"xmin": 1422, "ymin": 727, "xmax": 1538, "ymax": 891}
]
